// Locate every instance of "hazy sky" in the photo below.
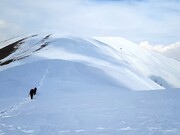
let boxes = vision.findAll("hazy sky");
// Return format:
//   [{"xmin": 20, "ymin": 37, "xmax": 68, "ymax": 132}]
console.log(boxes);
[{"xmin": 0, "ymin": 0, "xmax": 180, "ymax": 44}]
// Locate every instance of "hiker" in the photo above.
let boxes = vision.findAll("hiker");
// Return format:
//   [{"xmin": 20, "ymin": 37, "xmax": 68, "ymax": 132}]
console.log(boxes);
[
  {"xmin": 34, "ymin": 87, "xmax": 37, "ymax": 95},
  {"xmin": 29, "ymin": 89, "xmax": 34, "ymax": 99}
]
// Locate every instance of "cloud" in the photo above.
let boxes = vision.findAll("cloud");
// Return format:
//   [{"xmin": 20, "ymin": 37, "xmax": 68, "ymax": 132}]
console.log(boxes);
[
  {"xmin": 140, "ymin": 41, "xmax": 167, "ymax": 53},
  {"xmin": 140, "ymin": 41, "xmax": 180, "ymax": 61},
  {"xmin": 0, "ymin": 20, "xmax": 7, "ymax": 29},
  {"xmin": 0, "ymin": 19, "xmax": 23, "ymax": 43},
  {"xmin": 0, "ymin": 0, "xmax": 180, "ymax": 44}
]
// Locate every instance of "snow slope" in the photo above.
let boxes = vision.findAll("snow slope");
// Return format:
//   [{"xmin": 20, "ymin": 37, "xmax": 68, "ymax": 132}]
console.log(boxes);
[
  {"xmin": 0, "ymin": 34, "xmax": 180, "ymax": 135},
  {"xmin": 1, "ymin": 34, "xmax": 180, "ymax": 90}
]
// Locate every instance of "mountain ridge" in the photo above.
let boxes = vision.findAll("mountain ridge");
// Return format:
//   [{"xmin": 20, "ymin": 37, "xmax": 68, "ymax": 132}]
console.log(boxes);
[
  {"xmin": 0, "ymin": 34, "xmax": 180, "ymax": 91},
  {"xmin": 1, "ymin": 34, "xmax": 180, "ymax": 134}
]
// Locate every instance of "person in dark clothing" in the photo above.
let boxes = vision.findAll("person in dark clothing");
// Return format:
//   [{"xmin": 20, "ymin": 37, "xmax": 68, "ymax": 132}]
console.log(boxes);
[
  {"xmin": 34, "ymin": 87, "xmax": 37, "ymax": 95},
  {"xmin": 29, "ymin": 89, "xmax": 34, "ymax": 99}
]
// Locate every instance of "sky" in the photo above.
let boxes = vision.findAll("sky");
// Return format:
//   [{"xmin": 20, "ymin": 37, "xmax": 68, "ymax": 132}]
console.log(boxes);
[
  {"xmin": 140, "ymin": 41, "xmax": 180, "ymax": 61},
  {"xmin": 0, "ymin": 0, "xmax": 180, "ymax": 45}
]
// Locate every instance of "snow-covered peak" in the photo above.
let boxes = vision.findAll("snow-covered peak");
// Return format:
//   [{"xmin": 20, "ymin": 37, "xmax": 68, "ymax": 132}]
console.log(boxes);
[
  {"xmin": 0, "ymin": 34, "xmax": 180, "ymax": 92},
  {"xmin": 1, "ymin": 34, "xmax": 180, "ymax": 135}
]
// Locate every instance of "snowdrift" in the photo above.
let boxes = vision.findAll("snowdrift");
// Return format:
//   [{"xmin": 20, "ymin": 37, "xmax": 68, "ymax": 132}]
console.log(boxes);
[
  {"xmin": 1, "ymin": 34, "xmax": 180, "ymax": 135},
  {"xmin": 0, "ymin": 34, "xmax": 180, "ymax": 93}
]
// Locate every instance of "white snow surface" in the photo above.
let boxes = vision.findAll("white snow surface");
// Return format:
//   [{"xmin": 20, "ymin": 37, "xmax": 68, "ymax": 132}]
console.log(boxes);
[{"xmin": 0, "ymin": 34, "xmax": 180, "ymax": 135}]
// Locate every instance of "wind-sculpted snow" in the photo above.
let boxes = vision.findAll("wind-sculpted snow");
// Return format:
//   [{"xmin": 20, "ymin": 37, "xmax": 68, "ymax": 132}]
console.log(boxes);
[
  {"xmin": 0, "ymin": 34, "xmax": 180, "ymax": 135},
  {"xmin": 0, "ymin": 34, "xmax": 50, "ymax": 66},
  {"xmin": 1, "ymin": 35, "xmax": 180, "ymax": 90},
  {"xmin": 0, "ymin": 59, "xmax": 128, "ymax": 98},
  {"xmin": 94, "ymin": 37, "xmax": 180, "ymax": 88}
]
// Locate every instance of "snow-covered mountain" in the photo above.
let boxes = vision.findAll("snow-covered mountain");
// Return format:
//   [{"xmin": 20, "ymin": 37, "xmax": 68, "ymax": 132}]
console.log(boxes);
[
  {"xmin": 0, "ymin": 34, "xmax": 180, "ymax": 135},
  {"xmin": 1, "ymin": 34, "xmax": 180, "ymax": 91}
]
